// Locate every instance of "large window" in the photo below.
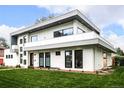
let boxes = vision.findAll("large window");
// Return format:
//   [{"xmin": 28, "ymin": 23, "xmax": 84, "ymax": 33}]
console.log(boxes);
[
  {"xmin": 75, "ymin": 50, "xmax": 83, "ymax": 68},
  {"xmin": 65, "ymin": 50, "xmax": 72, "ymax": 68},
  {"xmin": 63, "ymin": 28, "xmax": 73, "ymax": 36},
  {"xmin": 31, "ymin": 35, "xmax": 38, "ymax": 42},
  {"xmin": 54, "ymin": 30, "xmax": 63, "ymax": 37},
  {"xmin": 54, "ymin": 28, "xmax": 73, "ymax": 38}
]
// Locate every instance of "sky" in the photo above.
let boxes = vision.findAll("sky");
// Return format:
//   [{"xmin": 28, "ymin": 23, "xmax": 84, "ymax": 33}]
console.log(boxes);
[{"xmin": 0, "ymin": 5, "xmax": 124, "ymax": 51}]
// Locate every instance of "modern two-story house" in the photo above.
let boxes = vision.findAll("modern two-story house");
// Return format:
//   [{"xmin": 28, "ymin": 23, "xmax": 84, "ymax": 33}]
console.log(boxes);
[{"xmin": 6, "ymin": 10, "xmax": 115, "ymax": 72}]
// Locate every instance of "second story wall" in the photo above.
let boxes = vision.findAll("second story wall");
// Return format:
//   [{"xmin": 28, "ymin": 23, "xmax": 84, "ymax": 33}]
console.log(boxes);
[
  {"xmin": 28, "ymin": 21, "xmax": 74, "ymax": 42},
  {"xmin": 27, "ymin": 20, "xmax": 94, "ymax": 43}
]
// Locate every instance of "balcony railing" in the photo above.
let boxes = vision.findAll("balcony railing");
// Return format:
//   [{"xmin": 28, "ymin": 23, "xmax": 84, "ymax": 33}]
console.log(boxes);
[{"xmin": 24, "ymin": 32, "xmax": 114, "ymax": 50}]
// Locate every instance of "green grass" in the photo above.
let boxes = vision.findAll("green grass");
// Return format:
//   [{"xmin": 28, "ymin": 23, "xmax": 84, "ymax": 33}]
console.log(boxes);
[{"xmin": 0, "ymin": 67, "xmax": 124, "ymax": 88}]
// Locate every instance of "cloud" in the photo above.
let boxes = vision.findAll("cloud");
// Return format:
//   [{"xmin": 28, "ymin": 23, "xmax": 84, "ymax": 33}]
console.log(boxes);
[{"xmin": 0, "ymin": 24, "xmax": 24, "ymax": 45}]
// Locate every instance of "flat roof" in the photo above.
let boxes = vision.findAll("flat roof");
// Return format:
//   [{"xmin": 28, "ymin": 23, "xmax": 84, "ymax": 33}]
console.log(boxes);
[{"xmin": 11, "ymin": 9, "xmax": 100, "ymax": 36}]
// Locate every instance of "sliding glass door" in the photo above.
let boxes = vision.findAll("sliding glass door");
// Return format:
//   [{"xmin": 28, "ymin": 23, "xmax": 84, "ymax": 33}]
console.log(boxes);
[
  {"xmin": 45, "ymin": 52, "xmax": 50, "ymax": 67},
  {"xmin": 65, "ymin": 50, "xmax": 72, "ymax": 68},
  {"xmin": 75, "ymin": 50, "xmax": 83, "ymax": 68},
  {"xmin": 39, "ymin": 53, "xmax": 44, "ymax": 67},
  {"xmin": 39, "ymin": 52, "xmax": 50, "ymax": 68}
]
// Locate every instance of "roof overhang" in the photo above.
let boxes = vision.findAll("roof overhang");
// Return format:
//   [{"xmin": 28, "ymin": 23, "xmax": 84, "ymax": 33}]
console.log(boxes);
[
  {"xmin": 10, "ymin": 10, "xmax": 100, "ymax": 36},
  {"xmin": 24, "ymin": 38, "xmax": 116, "ymax": 53}
]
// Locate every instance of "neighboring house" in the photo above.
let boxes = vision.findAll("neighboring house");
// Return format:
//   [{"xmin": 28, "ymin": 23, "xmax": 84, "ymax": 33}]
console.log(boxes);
[
  {"xmin": 5, "ymin": 10, "xmax": 115, "ymax": 72},
  {"xmin": 4, "ymin": 49, "xmax": 18, "ymax": 67},
  {"xmin": 0, "ymin": 46, "xmax": 5, "ymax": 65}
]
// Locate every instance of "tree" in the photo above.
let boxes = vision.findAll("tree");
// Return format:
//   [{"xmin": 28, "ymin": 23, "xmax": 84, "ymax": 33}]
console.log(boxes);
[
  {"xmin": 116, "ymin": 47, "xmax": 124, "ymax": 56},
  {"xmin": 0, "ymin": 37, "xmax": 9, "ymax": 48}
]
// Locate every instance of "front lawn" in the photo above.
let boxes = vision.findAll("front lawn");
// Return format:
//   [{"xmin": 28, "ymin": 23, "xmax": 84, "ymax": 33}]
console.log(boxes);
[{"xmin": 0, "ymin": 67, "xmax": 124, "ymax": 88}]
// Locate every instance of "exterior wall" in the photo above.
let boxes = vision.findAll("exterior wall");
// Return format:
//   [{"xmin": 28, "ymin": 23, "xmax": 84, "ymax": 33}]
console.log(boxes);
[
  {"xmin": 94, "ymin": 47, "xmax": 103, "ymax": 70},
  {"xmin": 4, "ymin": 49, "xmax": 18, "ymax": 67},
  {"xmin": 94, "ymin": 46, "xmax": 112, "ymax": 70},
  {"xmin": 29, "ymin": 21, "xmax": 74, "ymax": 42},
  {"xmin": 17, "ymin": 34, "xmax": 29, "ymax": 68},
  {"xmin": 27, "ymin": 46, "xmax": 95, "ymax": 71},
  {"xmin": 107, "ymin": 53, "xmax": 112, "ymax": 66},
  {"xmin": 51, "ymin": 50, "xmax": 65, "ymax": 69},
  {"xmin": 83, "ymin": 48, "xmax": 94, "ymax": 71}
]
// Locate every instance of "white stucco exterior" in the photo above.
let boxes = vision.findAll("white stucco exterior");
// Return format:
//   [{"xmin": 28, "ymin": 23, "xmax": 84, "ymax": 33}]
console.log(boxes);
[
  {"xmin": 4, "ymin": 10, "xmax": 115, "ymax": 72},
  {"xmin": 4, "ymin": 49, "xmax": 18, "ymax": 67}
]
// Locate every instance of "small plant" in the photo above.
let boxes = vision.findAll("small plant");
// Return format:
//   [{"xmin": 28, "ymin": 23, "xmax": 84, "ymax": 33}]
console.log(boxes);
[
  {"xmin": 28, "ymin": 66, "xmax": 34, "ymax": 69},
  {"xmin": 16, "ymin": 65, "xmax": 21, "ymax": 68}
]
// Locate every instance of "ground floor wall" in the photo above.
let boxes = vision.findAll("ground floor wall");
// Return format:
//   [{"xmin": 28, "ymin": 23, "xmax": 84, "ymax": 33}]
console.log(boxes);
[
  {"xmin": 4, "ymin": 45, "xmax": 113, "ymax": 72},
  {"xmin": 27, "ymin": 45, "xmax": 112, "ymax": 71},
  {"xmin": 94, "ymin": 46, "xmax": 112, "ymax": 70}
]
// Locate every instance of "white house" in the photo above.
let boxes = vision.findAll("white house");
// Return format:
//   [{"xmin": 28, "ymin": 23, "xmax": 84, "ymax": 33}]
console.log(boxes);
[
  {"xmin": 4, "ymin": 49, "xmax": 18, "ymax": 67},
  {"xmin": 5, "ymin": 9, "xmax": 115, "ymax": 72}
]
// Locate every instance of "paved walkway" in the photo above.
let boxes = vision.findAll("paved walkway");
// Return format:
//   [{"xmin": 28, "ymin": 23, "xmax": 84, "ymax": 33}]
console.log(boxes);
[{"xmin": 0, "ymin": 68, "xmax": 21, "ymax": 71}]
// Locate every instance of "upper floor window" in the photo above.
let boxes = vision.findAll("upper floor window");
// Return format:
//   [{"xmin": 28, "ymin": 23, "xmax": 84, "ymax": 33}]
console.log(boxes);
[
  {"xmin": 54, "ymin": 30, "xmax": 63, "ymax": 37},
  {"xmin": 63, "ymin": 28, "xmax": 73, "ymax": 36},
  {"xmin": 20, "ymin": 47, "xmax": 23, "ymax": 52},
  {"xmin": 23, "ymin": 36, "xmax": 26, "ymax": 43},
  {"xmin": 54, "ymin": 27, "xmax": 73, "ymax": 38},
  {"xmin": 31, "ymin": 35, "xmax": 38, "ymax": 42},
  {"xmin": 77, "ymin": 27, "xmax": 85, "ymax": 34},
  {"xmin": 24, "ymin": 51, "xmax": 26, "ymax": 56},
  {"xmin": 20, "ymin": 39, "xmax": 23, "ymax": 44}
]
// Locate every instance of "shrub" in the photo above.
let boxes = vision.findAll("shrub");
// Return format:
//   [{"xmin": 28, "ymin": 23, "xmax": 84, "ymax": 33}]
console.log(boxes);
[
  {"xmin": 28, "ymin": 66, "xmax": 34, "ymax": 69},
  {"xmin": 16, "ymin": 65, "xmax": 21, "ymax": 68},
  {"xmin": 114, "ymin": 56, "xmax": 124, "ymax": 66}
]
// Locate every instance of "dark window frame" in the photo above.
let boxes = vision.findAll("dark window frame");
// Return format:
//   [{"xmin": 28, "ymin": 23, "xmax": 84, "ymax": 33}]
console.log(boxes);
[
  {"xmin": 54, "ymin": 27, "xmax": 73, "ymax": 38},
  {"xmin": 23, "ymin": 36, "xmax": 26, "ymax": 43},
  {"xmin": 62, "ymin": 27, "xmax": 73, "ymax": 36},
  {"xmin": 11, "ymin": 55, "xmax": 13, "ymax": 59},
  {"xmin": 20, "ymin": 58, "xmax": 23, "ymax": 64},
  {"xmin": 56, "ymin": 51, "xmax": 61, "ymax": 56},
  {"xmin": 24, "ymin": 59, "xmax": 26, "ymax": 65},
  {"xmin": 74, "ymin": 50, "xmax": 83, "ymax": 68},
  {"xmin": 20, "ymin": 47, "xmax": 23, "ymax": 52},
  {"xmin": 65, "ymin": 50, "xmax": 72, "ymax": 68},
  {"xmin": 24, "ymin": 51, "xmax": 26, "ymax": 56},
  {"xmin": 20, "ymin": 39, "xmax": 23, "ymax": 44}
]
